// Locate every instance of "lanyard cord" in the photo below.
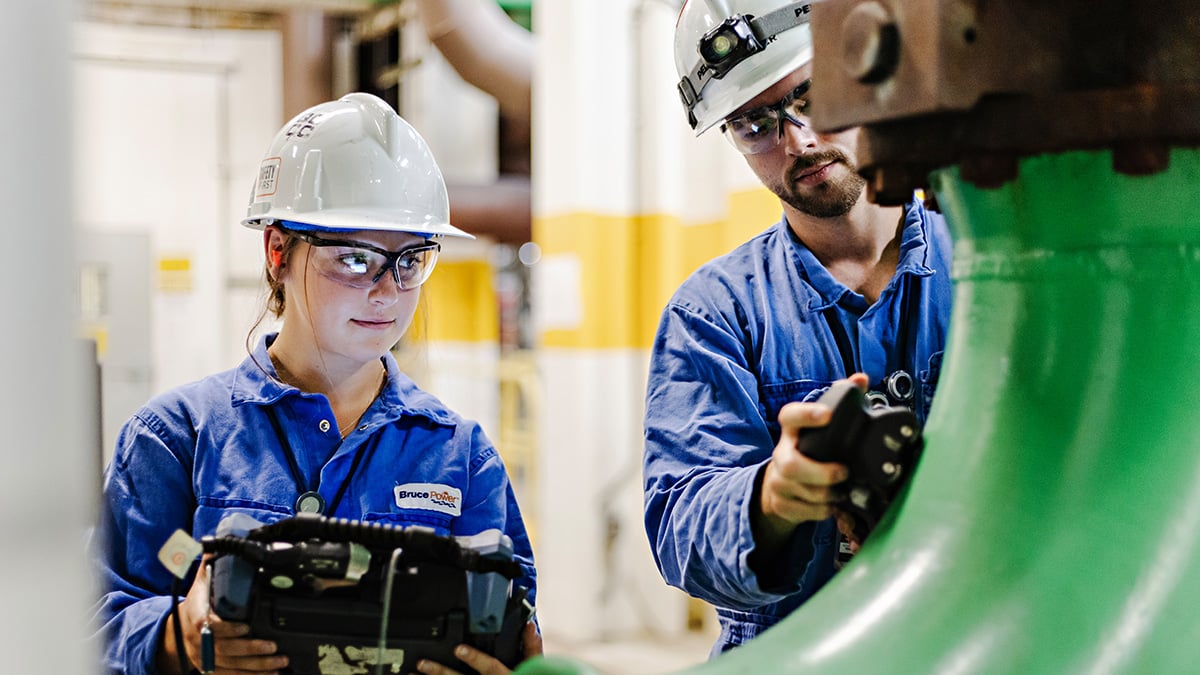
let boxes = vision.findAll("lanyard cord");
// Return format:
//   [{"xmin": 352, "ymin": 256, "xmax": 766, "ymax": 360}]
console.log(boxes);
[
  {"xmin": 822, "ymin": 303, "xmax": 858, "ymax": 379},
  {"xmin": 822, "ymin": 276, "xmax": 917, "ymax": 386},
  {"xmin": 264, "ymin": 404, "xmax": 369, "ymax": 516},
  {"xmin": 265, "ymin": 406, "xmax": 311, "ymax": 493}
]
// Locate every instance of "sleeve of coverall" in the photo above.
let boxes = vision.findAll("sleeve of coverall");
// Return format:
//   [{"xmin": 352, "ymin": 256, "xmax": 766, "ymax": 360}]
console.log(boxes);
[
  {"xmin": 91, "ymin": 410, "xmax": 196, "ymax": 674},
  {"xmin": 453, "ymin": 424, "xmax": 538, "ymax": 606},
  {"xmin": 643, "ymin": 302, "xmax": 814, "ymax": 610}
]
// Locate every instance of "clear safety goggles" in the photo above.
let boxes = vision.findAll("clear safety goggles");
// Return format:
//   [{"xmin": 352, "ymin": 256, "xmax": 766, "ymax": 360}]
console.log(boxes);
[
  {"xmin": 720, "ymin": 81, "xmax": 812, "ymax": 155},
  {"xmin": 289, "ymin": 231, "xmax": 441, "ymax": 290}
]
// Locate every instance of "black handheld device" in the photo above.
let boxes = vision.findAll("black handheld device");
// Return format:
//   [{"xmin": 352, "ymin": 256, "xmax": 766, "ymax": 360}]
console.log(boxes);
[
  {"xmin": 206, "ymin": 513, "xmax": 532, "ymax": 675},
  {"xmin": 797, "ymin": 381, "xmax": 924, "ymax": 541}
]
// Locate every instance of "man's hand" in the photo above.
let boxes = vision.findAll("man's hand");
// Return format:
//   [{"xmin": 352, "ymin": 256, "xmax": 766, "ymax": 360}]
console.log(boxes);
[
  {"xmin": 414, "ymin": 620, "xmax": 542, "ymax": 675},
  {"xmin": 752, "ymin": 373, "xmax": 869, "ymax": 553}
]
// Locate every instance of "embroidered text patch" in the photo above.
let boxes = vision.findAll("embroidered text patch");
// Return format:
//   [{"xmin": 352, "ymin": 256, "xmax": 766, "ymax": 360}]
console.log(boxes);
[{"xmin": 394, "ymin": 483, "xmax": 462, "ymax": 516}]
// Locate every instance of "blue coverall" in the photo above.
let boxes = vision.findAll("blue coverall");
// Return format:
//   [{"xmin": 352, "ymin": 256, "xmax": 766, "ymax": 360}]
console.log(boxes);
[
  {"xmin": 643, "ymin": 200, "xmax": 952, "ymax": 654},
  {"xmin": 93, "ymin": 334, "xmax": 536, "ymax": 673}
]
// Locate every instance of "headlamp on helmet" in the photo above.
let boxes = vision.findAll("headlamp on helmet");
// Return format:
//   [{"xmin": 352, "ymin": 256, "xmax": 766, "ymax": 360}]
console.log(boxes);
[
  {"xmin": 676, "ymin": 1, "xmax": 813, "ymax": 132},
  {"xmin": 698, "ymin": 16, "xmax": 763, "ymax": 80}
]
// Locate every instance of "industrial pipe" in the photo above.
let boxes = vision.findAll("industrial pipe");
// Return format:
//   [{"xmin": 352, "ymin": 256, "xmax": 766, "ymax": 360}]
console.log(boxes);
[
  {"xmin": 414, "ymin": 0, "xmax": 532, "ymax": 124},
  {"xmin": 415, "ymin": 0, "xmax": 533, "ymax": 244}
]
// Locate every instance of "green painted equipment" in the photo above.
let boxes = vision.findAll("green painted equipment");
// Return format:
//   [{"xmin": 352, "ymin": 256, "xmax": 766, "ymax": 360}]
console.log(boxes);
[
  {"xmin": 518, "ymin": 148, "xmax": 1200, "ymax": 673},
  {"xmin": 517, "ymin": 0, "xmax": 1200, "ymax": 668}
]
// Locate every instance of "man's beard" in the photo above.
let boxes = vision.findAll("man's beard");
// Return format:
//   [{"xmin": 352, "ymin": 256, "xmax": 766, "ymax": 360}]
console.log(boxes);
[{"xmin": 770, "ymin": 150, "xmax": 867, "ymax": 218}]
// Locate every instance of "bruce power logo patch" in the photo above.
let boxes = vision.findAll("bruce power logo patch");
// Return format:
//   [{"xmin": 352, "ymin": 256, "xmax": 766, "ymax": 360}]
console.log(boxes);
[{"xmin": 394, "ymin": 483, "xmax": 462, "ymax": 516}]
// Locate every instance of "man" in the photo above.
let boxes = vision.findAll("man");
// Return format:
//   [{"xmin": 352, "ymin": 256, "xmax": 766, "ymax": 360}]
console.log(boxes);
[{"xmin": 642, "ymin": 0, "xmax": 953, "ymax": 655}]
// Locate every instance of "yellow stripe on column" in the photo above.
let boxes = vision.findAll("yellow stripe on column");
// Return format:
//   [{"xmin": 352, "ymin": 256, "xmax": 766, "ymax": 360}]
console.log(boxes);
[
  {"xmin": 536, "ymin": 211, "xmax": 639, "ymax": 350},
  {"xmin": 418, "ymin": 259, "xmax": 498, "ymax": 343},
  {"xmin": 536, "ymin": 186, "xmax": 779, "ymax": 351}
]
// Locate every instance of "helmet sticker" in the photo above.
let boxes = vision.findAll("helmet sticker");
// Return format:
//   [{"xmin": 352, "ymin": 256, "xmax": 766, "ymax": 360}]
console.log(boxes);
[
  {"xmin": 255, "ymin": 157, "xmax": 281, "ymax": 199},
  {"xmin": 284, "ymin": 111, "xmax": 324, "ymax": 139}
]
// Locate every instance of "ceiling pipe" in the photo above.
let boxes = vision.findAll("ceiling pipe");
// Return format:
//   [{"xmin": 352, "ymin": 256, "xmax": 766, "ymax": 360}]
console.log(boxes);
[
  {"xmin": 280, "ymin": 8, "xmax": 336, "ymax": 120},
  {"xmin": 442, "ymin": 174, "xmax": 532, "ymax": 245},
  {"xmin": 414, "ymin": 0, "xmax": 533, "ymax": 244},
  {"xmin": 414, "ymin": 0, "xmax": 532, "ymax": 124}
]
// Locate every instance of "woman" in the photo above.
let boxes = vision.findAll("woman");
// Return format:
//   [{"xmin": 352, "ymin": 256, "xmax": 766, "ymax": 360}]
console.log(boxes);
[{"xmin": 94, "ymin": 93, "xmax": 537, "ymax": 675}]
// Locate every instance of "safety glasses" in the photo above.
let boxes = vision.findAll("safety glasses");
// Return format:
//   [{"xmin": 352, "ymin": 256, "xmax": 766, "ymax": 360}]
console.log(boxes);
[
  {"xmin": 288, "ymin": 231, "xmax": 441, "ymax": 290},
  {"xmin": 721, "ymin": 80, "xmax": 812, "ymax": 155}
]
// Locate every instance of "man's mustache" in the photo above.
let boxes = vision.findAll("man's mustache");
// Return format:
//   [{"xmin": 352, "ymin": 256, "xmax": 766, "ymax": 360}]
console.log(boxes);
[{"xmin": 789, "ymin": 150, "xmax": 850, "ymax": 182}]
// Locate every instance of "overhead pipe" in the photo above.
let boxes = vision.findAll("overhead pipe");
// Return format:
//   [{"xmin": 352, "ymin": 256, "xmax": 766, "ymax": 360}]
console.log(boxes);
[
  {"xmin": 281, "ymin": 8, "xmax": 335, "ymax": 120},
  {"xmin": 414, "ymin": 0, "xmax": 533, "ymax": 244},
  {"xmin": 413, "ymin": 0, "xmax": 532, "ymax": 124}
]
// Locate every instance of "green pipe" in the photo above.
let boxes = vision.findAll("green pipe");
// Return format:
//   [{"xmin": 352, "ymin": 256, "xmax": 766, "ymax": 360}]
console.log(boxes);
[{"xmin": 518, "ymin": 147, "xmax": 1200, "ymax": 674}]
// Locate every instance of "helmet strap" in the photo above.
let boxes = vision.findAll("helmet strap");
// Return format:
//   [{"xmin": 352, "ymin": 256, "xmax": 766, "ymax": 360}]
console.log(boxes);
[{"xmin": 678, "ymin": 1, "xmax": 813, "ymax": 129}]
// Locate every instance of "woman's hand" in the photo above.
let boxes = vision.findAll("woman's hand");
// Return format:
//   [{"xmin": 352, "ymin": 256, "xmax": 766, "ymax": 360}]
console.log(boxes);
[
  {"xmin": 836, "ymin": 511, "xmax": 862, "ymax": 554},
  {"xmin": 414, "ymin": 620, "xmax": 543, "ymax": 675},
  {"xmin": 157, "ymin": 560, "xmax": 290, "ymax": 674}
]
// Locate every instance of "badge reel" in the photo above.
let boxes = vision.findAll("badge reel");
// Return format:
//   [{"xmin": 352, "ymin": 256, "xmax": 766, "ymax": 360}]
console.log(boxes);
[{"xmin": 295, "ymin": 491, "xmax": 326, "ymax": 514}]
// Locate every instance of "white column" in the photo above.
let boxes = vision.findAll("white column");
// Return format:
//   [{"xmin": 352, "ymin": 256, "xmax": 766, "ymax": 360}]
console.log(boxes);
[
  {"xmin": 0, "ymin": 1, "xmax": 92, "ymax": 673},
  {"xmin": 533, "ymin": 0, "xmax": 697, "ymax": 644}
]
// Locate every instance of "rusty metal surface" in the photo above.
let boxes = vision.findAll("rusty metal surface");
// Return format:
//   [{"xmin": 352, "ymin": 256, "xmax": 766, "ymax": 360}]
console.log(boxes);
[
  {"xmin": 855, "ymin": 83, "xmax": 1200, "ymax": 203},
  {"xmin": 809, "ymin": 0, "xmax": 1200, "ymax": 202}
]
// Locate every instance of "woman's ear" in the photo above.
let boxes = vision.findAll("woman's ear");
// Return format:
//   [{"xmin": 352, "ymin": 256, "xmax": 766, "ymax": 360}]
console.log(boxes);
[{"xmin": 263, "ymin": 226, "xmax": 287, "ymax": 276}]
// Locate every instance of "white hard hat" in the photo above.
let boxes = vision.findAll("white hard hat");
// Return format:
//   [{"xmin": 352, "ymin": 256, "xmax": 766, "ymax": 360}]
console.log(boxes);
[
  {"xmin": 674, "ymin": 0, "xmax": 814, "ymax": 135},
  {"xmin": 242, "ymin": 92, "xmax": 472, "ymax": 239}
]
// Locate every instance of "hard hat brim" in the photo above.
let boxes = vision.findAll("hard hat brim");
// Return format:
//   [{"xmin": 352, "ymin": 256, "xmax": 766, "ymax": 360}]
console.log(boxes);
[{"xmin": 242, "ymin": 209, "xmax": 474, "ymax": 240}]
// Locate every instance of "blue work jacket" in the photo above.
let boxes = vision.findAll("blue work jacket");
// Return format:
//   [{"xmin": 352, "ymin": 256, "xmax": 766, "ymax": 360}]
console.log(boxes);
[
  {"xmin": 643, "ymin": 200, "xmax": 952, "ymax": 654},
  {"xmin": 92, "ymin": 334, "xmax": 536, "ymax": 673}
]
